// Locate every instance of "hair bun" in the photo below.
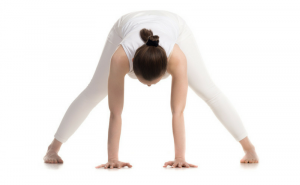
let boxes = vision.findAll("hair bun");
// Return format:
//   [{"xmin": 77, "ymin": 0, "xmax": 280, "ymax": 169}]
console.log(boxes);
[{"xmin": 146, "ymin": 37, "xmax": 159, "ymax": 47}]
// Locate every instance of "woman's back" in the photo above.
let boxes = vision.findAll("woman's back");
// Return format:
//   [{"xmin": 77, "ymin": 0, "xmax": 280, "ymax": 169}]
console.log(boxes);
[{"xmin": 115, "ymin": 10, "xmax": 180, "ymax": 79}]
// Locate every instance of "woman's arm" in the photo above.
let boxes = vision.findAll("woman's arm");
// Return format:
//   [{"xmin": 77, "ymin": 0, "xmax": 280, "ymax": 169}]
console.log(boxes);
[
  {"xmin": 169, "ymin": 47, "xmax": 188, "ymax": 160},
  {"xmin": 96, "ymin": 46, "xmax": 132, "ymax": 169},
  {"xmin": 163, "ymin": 45, "xmax": 197, "ymax": 168},
  {"xmin": 107, "ymin": 53, "xmax": 128, "ymax": 161}
]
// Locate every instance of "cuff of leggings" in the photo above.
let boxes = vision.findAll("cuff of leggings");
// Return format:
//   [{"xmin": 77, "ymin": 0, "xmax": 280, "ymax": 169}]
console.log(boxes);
[
  {"xmin": 235, "ymin": 132, "xmax": 248, "ymax": 142},
  {"xmin": 54, "ymin": 134, "xmax": 67, "ymax": 143}
]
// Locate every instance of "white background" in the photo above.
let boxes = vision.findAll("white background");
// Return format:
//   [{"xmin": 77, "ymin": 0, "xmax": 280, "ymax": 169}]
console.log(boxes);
[{"xmin": 1, "ymin": 0, "xmax": 299, "ymax": 184}]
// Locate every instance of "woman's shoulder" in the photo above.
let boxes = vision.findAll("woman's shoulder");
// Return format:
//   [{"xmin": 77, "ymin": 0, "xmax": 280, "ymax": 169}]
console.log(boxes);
[
  {"xmin": 167, "ymin": 44, "xmax": 187, "ymax": 75},
  {"xmin": 111, "ymin": 44, "xmax": 130, "ymax": 74}
]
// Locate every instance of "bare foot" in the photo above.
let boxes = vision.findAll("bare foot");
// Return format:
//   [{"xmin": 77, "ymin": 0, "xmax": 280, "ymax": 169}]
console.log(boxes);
[
  {"xmin": 43, "ymin": 145, "xmax": 64, "ymax": 163},
  {"xmin": 240, "ymin": 146, "xmax": 259, "ymax": 163}
]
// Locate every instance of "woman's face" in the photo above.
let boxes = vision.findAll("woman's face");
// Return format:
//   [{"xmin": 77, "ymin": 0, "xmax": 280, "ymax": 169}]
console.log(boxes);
[{"xmin": 136, "ymin": 75, "xmax": 163, "ymax": 87}]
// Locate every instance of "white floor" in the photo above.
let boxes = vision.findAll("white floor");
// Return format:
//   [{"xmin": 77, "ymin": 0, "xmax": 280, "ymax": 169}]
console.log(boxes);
[{"xmin": 4, "ymin": 138, "xmax": 299, "ymax": 185}]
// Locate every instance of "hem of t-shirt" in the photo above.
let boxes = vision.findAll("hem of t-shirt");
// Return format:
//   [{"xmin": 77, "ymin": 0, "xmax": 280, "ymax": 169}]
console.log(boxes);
[
  {"xmin": 169, "ymin": 42, "xmax": 176, "ymax": 59},
  {"xmin": 120, "ymin": 43, "xmax": 133, "ymax": 73}
]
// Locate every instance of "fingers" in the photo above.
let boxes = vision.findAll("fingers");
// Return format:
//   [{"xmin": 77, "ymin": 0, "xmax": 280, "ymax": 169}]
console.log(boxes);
[
  {"xmin": 163, "ymin": 161, "xmax": 174, "ymax": 167},
  {"xmin": 95, "ymin": 163, "xmax": 111, "ymax": 169},
  {"xmin": 123, "ymin": 162, "xmax": 132, "ymax": 168},
  {"xmin": 172, "ymin": 161, "xmax": 179, "ymax": 168},
  {"xmin": 107, "ymin": 163, "xmax": 116, "ymax": 169},
  {"xmin": 188, "ymin": 163, "xmax": 198, "ymax": 168},
  {"xmin": 182, "ymin": 163, "xmax": 190, "ymax": 168},
  {"xmin": 95, "ymin": 164, "xmax": 105, "ymax": 168},
  {"xmin": 104, "ymin": 163, "xmax": 110, "ymax": 169},
  {"xmin": 163, "ymin": 161, "xmax": 196, "ymax": 168},
  {"xmin": 96, "ymin": 162, "xmax": 133, "ymax": 169}
]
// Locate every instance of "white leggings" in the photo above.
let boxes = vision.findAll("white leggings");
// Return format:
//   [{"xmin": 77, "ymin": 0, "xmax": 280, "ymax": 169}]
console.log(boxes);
[{"xmin": 54, "ymin": 10, "xmax": 248, "ymax": 143}]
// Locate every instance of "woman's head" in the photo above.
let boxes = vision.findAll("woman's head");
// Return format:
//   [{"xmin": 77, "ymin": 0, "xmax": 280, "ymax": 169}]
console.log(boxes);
[{"xmin": 132, "ymin": 28, "xmax": 168, "ymax": 86}]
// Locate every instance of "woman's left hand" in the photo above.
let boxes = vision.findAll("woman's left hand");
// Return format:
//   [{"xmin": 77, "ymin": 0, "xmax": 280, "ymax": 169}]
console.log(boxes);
[{"xmin": 163, "ymin": 158, "xmax": 198, "ymax": 168}]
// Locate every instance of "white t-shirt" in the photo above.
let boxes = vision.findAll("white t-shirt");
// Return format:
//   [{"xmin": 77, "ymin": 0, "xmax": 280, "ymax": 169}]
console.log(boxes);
[{"xmin": 119, "ymin": 15, "xmax": 180, "ymax": 79}]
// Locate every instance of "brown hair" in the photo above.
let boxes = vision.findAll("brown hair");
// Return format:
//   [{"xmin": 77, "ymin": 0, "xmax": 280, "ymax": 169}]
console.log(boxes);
[{"xmin": 133, "ymin": 28, "xmax": 168, "ymax": 81}]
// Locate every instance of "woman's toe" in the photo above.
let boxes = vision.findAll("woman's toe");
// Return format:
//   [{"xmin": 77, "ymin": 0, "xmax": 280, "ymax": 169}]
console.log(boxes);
[{"xmin": 58, "ymin": 158, "xmax": 63, "ymax": 163}]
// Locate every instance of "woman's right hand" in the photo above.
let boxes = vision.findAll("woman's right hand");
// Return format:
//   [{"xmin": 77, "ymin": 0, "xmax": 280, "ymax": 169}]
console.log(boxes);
[{"xmin": 95, "ymin": 159, "xmax": 132, "ymax": 169}]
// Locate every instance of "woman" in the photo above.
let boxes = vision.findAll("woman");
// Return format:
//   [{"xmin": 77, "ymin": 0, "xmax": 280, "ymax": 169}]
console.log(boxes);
[{"xmin": 43, "ymin": 10, "xmax": 259, "ymax": 168}]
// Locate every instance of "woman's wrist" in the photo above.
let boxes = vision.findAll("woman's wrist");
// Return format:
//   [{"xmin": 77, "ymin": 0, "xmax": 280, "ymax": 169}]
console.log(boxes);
[
  {"xmin": 175, "ymin": 156, "xmax": 185, "ymax": 160},
  {"xmin": 108, "ymin": 157, "xmax": 119, "ymax": 161},
  {"xmin": 107, "ymin": 148, "xmax": 119, "ymax": 161}
]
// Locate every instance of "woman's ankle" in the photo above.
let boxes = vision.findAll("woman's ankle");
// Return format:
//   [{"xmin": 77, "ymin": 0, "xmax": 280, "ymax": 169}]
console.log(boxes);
[
  {"xmin": 239, "ymin": 136, "xmax": 255, "ymax": 151},
  {"xmin": 48, "ymin": 138, "xmax": 63, "ymax": 153},
  {"xmin": 243, "ymin": 144, "xmax": 255, "ymax": 152}
]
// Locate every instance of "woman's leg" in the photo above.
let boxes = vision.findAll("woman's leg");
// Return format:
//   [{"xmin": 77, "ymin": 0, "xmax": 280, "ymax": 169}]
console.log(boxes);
[
  {"xmin": 177, "ymin": 25, "xmax": 259, "ymax": 163},
  {"xmin": 44, "ymin": 20, "xmax": 123, "ymax": 163},
  {"xmin": 178, "ymin": 33, "xmax": 248, "ymax": 141}
]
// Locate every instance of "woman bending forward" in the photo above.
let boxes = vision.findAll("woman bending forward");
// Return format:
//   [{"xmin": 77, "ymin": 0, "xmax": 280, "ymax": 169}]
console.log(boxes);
[{"xmin": 43, "ymin": 10, "xmax": 259, "ymax": 168}]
